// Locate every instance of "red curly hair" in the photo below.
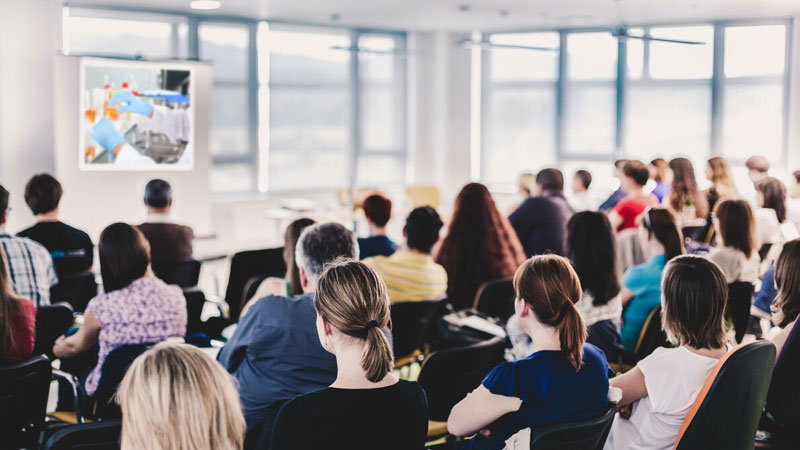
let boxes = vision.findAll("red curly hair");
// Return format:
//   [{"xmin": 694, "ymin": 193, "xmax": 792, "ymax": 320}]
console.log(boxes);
[{"xmin": 435, "ymin": 183, "xmax": 526, "ymax": 310}]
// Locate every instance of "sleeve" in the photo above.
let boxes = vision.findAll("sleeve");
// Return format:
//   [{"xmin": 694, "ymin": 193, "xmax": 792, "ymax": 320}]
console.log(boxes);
[
  {"xmin": 481, "ymin": 361, "xmax": 519, "ymax": 398},
  {"xmin": 217, "ymin": 301, "xmax": 267, "ymax": 372},
  {"xmin": 622, "ymin": 266, "xmax": 647, "ymax": 297},
  {"xmin": 115, "ymin": 144, "xmax": 157, "ymax": 165},
  {"xmin": 753, "ymin": 265, "xmax": 777, "ymax": 314},
  {"xmin": 21, "ymin": 300, "xmax": 36, "ymax": 358},
  {"xmin": 508, "ymin": 204, "xmax": 527, "ymax": 239},
  {"xmin": 613, "ymin": 200, "xmax": 634, "ymax": 224},
  {"xmin": 636, "ymin": 348, "xmax": 678, "ymax": 412}
]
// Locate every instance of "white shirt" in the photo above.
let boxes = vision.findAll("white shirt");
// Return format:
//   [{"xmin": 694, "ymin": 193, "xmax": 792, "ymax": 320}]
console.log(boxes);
[
  {"xmin": 755, "ymin": 208, "xmax": 782, "ymax": 245},
  {"xmin": 705, "ymin": 246, "xmax": 760, "ymax": 284},
  {"xmin": 569, "ymin": 191, "xmax": 597, "ymax": 212},
  {"xmin": 145, "ymin": 212, "xmax": 173, "ymax": 224},
  {"xmin": 605, "ymin": 346, "xmax": 721, "ymax": 450},
  {"xmin": 576, "ymin": 291, "xmax": 623, "ymax": 327}
]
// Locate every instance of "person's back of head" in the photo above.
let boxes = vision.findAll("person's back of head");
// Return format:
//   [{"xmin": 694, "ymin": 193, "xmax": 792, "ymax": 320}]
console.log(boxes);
[
  {"xmin": 514, "ymin": 254, "xmax": 586, "ymax": 370},
  {"xmin": 362, "ymin": 194, "xmax": 392, "ymax": 229},
  {"xmin": 404, "ymin": 206, "xmax": 443, "ymax": 254},
  {"xmin": 566, "ymin": 211, "xmax": 620, "ymax": 306},
  {"xmin": 0, "ymin": 185, "xmax": 9, "ymax": 226},
  {"xmin": 623, "ymin": 160, "xmax": 650, "ymax": 189},
  {"xmin": 773, "ymin": 239, "xmax": 800, "ymax": 328},
  {"xmin": 641, "ymin": 208, "xmax": 685, "ymax": 261},
  {"xmin": 614, "ymin": 159, "xmax": 630, "ymax": 179},
  {"xmin": 756, "ymin": 177, "xmax": 787, "ymax": 223},
  {"xmin": 0, "ymin": 246, "xmax": 24, "ymax": 359},
  {"xmin": 573, "ymin": 170, "xmax": 592, "ymax": 193},
  {"xmin": 649, "ymin": 158, "xmax": 668, "ymax": 182},
  {"xmin": 746, "ymin": 155, "xmax": 770, "ymax": 178},
  {"xmin": 794, "ymin": 170, "xmax": 800, "ymax": 185},
  {"xmin": 99, "ymin": 223, "xmax": 151, "ymax": 292},
  {"xmin": 295, "ymin": 223, "xmax": 358, "ymax": 291},
  {"xmin": 315, "ymin": 258, "xmax": 393, "ymax": 382},
  {"xmin": 714, "ymin": 198, "xmax": 757, "ymax": 258},
  {"xmin": 536, "ymin": 168, "xmax": 564, "ymax": 195},
  {"xmin": 117, "ymin": 342, "xmax": 245, "ymax": 450},
  {"xmin": 518, "ymin": 172, "xmax": 534, "ymax": 197},
  {"xmin": 144, "ymin": 179, "xmax": 172, "ymax": 211},
  {"xmin": 669, "ymin": 158, "xmax": 708, "ymax": 217},
  {"xmin": 661, "ymin": 255, "xmax": 727, "ymax": 349},
  {"xmin": 24, "ymin": 173, "xmax": 62, "ymax": 216},
  {"xmin": 284, "ymin": 218, "xmax": 316, "ymax": 297}
]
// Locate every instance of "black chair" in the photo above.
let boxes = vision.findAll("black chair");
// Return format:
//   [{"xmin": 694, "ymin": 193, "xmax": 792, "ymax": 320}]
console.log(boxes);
[
  {"xmin": 183, "ymin": 287, "xmax": 207, "ymax": 336},
  {"xmin": 50, "ymin": 271, "xmax": 98, "ymax": 312},
  {"xmin": 762, "ymin": 321, "xmax": 800, "ymax": 447},
  {"xmin": 473, "ymin": 279, "xmax": 515, "ymax": 322},
  {"xmin": 0, "ymin": 354, "xmax": 52, "ymax": 449},
  {"xmin": 43, "ymin": 420, "xmax": 121, "ymax": 450},
  {"xmin": 530, "ymin": 403, "xmax": 617, "ymax": 450},
  {"xmin": 34, "ymin": 302, "xmax": 75, "ymax": 359},
  {"xmin": 675, "ymin": 341, "xmax": 775, "ymax": 450},
  {"xmin": 610, "ymin": 306, "xmax": 669, "ymax": 373},
  {"xmin": 243, "ymin": 275, "xmax": 270, "ymax": 304},
  {"xmin": 728, "ymin": 282, "xmax": 755, "ymax": 344},
  {"xmin": 759, "ymin": 244, "xmax": 774, "ymax": 262},
  {"xmin": 151, "ymin": 259, "xmax": 202, "ymax": 288},
  {"xmin": 390, "ymin": 297, "xmax": 448, "ymax": 366},
  {"xmin": 224, "ymin": 248, "xmax": 287, "ymax": 321}
]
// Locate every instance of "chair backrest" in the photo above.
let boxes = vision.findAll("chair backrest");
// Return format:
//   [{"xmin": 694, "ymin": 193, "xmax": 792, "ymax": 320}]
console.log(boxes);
[
  {"xmin": 727, "ymin": 282, "xmax": 755, "ymax": 344},
  {"xmin": 34, "ymin": 302, "xmax": 75, "ymax": 359},
  {"xmin": 417, "ymin": 337, "xmax": 507, "ymax": 421},
  {"xmin": 43, "ymin": 419, "xmax": 122, "ymax": 450},
  {"xmin": 765, "ymin": 320, "xmax": 800, "ymax": 429},
  {"xmin": 151, "ymin": 259, "xmax": 202, "ymax": 288},
  {"xmin": 92, "ymin": 343, "xmax": 154, "ymax": 419},
  {"xmin": 634, "ymin": 306, "xmax": 669, "ymax": 361},
  {"xmin": 224, "ymin": 248, "xmax": 287, "ymax": 321},
  {"xmin": 0, "ymin": 354, "xmax": 52, "ymax": 449},
  {"xmin": 50, "ymin": 271, "xmax": 98, "ymax": 312},
  {"xmin": 183, "ymin": 287, "xmax": 206, "ymax": 336},
  {"xmin": 243, "ymin": 275, "xmax": 269, "ymax": 304},
  {"xmin": 473, "ymin": 279, "xmax": 515, "ymax": 322},
  {"xmin": 530, "ymin": 403, "xmax": 617, "ymax": 450},
  {"xmin": 674, "ymin": 341, "xmax": 776, "ymax": 450},
  {"xmin": 390, "ymin": 298, "xmax": 447, "ymax": 359}
]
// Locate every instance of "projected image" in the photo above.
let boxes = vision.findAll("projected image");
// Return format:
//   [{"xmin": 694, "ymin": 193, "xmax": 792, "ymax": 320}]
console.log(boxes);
[{"xmin": 80, "ymin": 58, "xmax": 194, "ymax": 170}]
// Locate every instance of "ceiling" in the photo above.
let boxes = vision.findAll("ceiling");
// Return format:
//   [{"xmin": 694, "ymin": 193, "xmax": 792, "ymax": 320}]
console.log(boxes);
[{"xmin": 66, "ymin": 0, "xmax": 800, "ymax": 31}]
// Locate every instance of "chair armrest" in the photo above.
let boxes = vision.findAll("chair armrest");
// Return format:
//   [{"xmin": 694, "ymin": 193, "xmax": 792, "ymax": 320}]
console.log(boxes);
[
  {"xmin": 51, "ymin": 370, "xmax": 85, "ymax": 424},
  {"xmin": 203, "ymin": 294, "xmax": 230, "ymax": 317}
]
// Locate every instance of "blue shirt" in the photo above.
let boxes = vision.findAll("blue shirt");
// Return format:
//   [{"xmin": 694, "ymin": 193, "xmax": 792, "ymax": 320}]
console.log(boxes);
[
  {"xmin": 599, "ymin": 188, "xmax": 627, "ymax": 211},
  {"xmin": 651, "ymin": 181, "xmax": 672, "ymax": 203},
  {"xmin": 358, "ymin": 235, "xmax": 397, "ymax": 260},
  {"xmin": 621, "ymin": 254, "xmax": 667, "ymax": 351},
  {"xmin": 463, "ymin": 344, "xmax": 610, "ymax": 450},
  {"xmin": 754, "ymin": 264, "xmax": 777, "ymax": 316},
  {"xmin": 217, "ymin": 293, "xmax": 337, "ymax": 434}
]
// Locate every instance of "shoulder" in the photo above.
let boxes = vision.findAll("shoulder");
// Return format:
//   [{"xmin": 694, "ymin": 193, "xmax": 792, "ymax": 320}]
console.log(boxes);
[
  {"xmin": 16, "ymin": 225, "xmax": 35, "ymax": 237},
  {"xmin": 636, "ymin": 346, "xmax": 681, "ymax": 372}
]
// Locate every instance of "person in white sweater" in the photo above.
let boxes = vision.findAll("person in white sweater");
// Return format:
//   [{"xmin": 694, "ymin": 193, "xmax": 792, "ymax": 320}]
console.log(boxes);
[{"xmin": 706, "ymin": 198, "xmax": 760, "ymax": 284}]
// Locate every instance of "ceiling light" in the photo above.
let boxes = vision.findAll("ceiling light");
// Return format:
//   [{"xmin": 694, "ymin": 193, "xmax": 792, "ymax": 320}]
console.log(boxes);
[{"xmin": 190, "ymin": 0, "xmax": 221, "ymax": 10}]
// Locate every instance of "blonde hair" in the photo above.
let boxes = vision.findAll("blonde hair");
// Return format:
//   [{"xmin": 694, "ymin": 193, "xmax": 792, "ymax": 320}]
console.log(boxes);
[
  {"xmin": 314, "ymin": 258, "xmax": 393, "ymax": 382},
  {"xmin": 707, "ymin": 157, "xmax": 739, "ymax": 197},
  {"xmin": 116, "ymin": 342, "xmax": 245, "ymax": 450}
]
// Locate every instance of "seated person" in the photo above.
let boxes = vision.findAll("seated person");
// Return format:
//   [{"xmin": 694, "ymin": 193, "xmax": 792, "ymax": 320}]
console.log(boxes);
[
  {"xmin": 52, "ymin": 223, "xmax": 187, "ymax": 397},
  {"xmin": 755, "ymin": 177, "xmax": 789, "ymax": 245},
  {"xmin": 0, "ymin": 184, "xmax": 57, "ymax": 307},
  {"xmin": 706, "ymin": 199, "xmax": 760, "ymax": 284},
  {"xmin": 620, "ymin": 208, "xmax": 684, "ymax": 352},
  {"xmin": 509, "ymin": 168, "xmax": 574, "ymax": 257},
  {"xmin": 364, "ymin": 206, "xmax": 447, "ymax": 303},
  {"xmin": 446, "ymin": 255, "xmax": 610, "ymax": 450},
  {"xmin": 217, "ymin": 223, "xmax": 357, "ymax": 446},
  {"xmin": 0, "ymin": 246, "xmax": 36, "ymax": 362},
  {"xmin": 17, "ymin": 174, "xmax": 94, "ymax": 279},
  {"xmin": 569, "ymin": 169, "xmax": 596, "ymax": 212},
  {"xmin": 599, "ymin": 160, "xmax": 630, "ymax": 211},
  {"xmin": 753, "ymin": 263, "xmax": 777, "ymax": 317},
  {"xmin": 609, "ymin": 160, "xmax": 660, "ymax": 232},
  {"xmin": 649, "ymin": 158, "xmax": 672, "ymax": 203},
  {"xmin": 605, "ymin": 256, "xmax": 729, "ymax": 450},
  {"xmin": 770, "ymin": 239, "xmax": 800, "ymax": 357},
  {"xmin": 117, "ymin": 342, "xmax": 245, "ymax": 450},
  {"xmin": 270, "ymin": 259, "xmax": 428, "ymax": 450},
  {"xmin": 136, "ymin": 179, "xmax": 194, "ymax": 262},
  {"xmin": 358, "ymin": 193, "xmax": 397, "ymax": 259}
]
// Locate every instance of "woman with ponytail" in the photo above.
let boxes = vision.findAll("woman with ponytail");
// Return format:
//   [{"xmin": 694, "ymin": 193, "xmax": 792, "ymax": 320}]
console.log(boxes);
[
  {"xmin": 269, "ymin": 258, "xmax": 428, "ymax": 450},
  {"xmin": 619, "ymin": 208, "xmax": 684, "ymax": 352},
  {"xmin": 446, "ymin": 255, "xmax": 610, "ymax": 450}
]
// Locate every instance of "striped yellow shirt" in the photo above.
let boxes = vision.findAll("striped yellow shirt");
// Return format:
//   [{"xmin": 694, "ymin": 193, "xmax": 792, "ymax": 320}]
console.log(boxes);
[{"xmin": 363, "ymin": 250, "xmax": 448, "ymax": 303}]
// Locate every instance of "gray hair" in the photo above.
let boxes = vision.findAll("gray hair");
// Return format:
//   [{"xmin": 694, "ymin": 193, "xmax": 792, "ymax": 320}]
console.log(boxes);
[{"xmin": 295, "ymin": 223, "xmax": 359, "ymax": 288}]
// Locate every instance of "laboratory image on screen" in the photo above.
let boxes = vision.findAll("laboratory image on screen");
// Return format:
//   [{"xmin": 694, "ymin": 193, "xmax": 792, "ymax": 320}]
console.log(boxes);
[{"xmin": 80, "ymin": 58, "xmax": 194, "ymax": 170}]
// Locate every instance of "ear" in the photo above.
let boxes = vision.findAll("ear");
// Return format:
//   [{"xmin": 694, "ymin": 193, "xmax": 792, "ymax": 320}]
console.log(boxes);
[
  {"xmin": 299, "ymin": 266, "xmax": 310, "ymax": 291},
  {"xmin": 518, "ymin": 297, "xmax": 530, "ymax": 317},
  {"xmin": 321, "ymin": 316, "xmax": 333, "ymax": 337},
  {"xmin": 402, "ymin": 226, "xmax": 407, "ymax": 239}
]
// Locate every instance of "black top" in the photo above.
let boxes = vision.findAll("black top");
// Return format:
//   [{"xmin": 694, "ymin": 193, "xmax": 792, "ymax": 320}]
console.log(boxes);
[
  {"xmin": 508, "ymin": 195, "xmax": 574, "ymax": 257},
  {"xmin": 269, "ymin": 379, "xmax": 429, "ymax": 450},
  {"xmin": 18, "ymin": 221, "xmax": 93, "ymax": 278}
]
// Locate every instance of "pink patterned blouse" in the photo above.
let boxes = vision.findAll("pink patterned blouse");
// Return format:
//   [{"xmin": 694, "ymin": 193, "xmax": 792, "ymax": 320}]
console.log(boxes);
[{"xmin": 84, "ymin": 276, "xmax": 186, "ymax": 395}]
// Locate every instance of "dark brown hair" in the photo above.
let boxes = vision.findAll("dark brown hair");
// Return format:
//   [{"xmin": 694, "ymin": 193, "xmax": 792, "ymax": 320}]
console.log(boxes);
[
  {"xmin": 435, "ymin": 183, "xmax": 526, "ymax": 309},
  {"xmin": 623, "ymin": 160, "xmax": 650, "ymax": 187},
  {"xmin": 757, "ymin": 177, "xmax": 787, "ymax": 224},
  {"xmin": 714, "ymin": 198, "xmax": 757, "ymax": 258},
  {"xmin": 642, "ymin": 208, "xmax": 685, "ymax": 261},
  {"xmin": 661, "ymin": 255, "xmax": 728, "ymax": 349},
  {"xmin": 362, "ymin": 194, "xmax": 392, "ymax": 227},
  {"xmin": 0, "ymin": 246, "xmax": 25, "ymax": 358},
  {"xmin": 514, "ymin": 255, "xmax": 586, "ymax": 370},
  {"xmin": 536, "ymin": 168, "xmax": 564, "ymax": 194},
  {"xmin": 574, "ymin": 170, "xmax": 592, "ymax": 190},
  {"xmin": 24, "ymin": 173, "xmax": 63, "ymax": 215},
  {"xmin": 566, "ymin": 212, "xmax": 620, "ymax": 306},
  {"xmin": 668, "ymin": 158, "xmax": 708, "ymax": 219},
  {"xmin": 650, "ymin": 158, "xmax": 668, "ymax": 182},
  {"xmin": 284, "ymin": 218, "xmax": 316, "ymax": 297},
  {"xmin": 773, "ymin": 239, "xmax": 800, "ymax": 327},
  {"xmin": 100, "ymin": 223, "xmax": 151, "ymax": 292},
  {"xmin": 315, "ymin": 258, "xmax": 392, "ymax": 382}
]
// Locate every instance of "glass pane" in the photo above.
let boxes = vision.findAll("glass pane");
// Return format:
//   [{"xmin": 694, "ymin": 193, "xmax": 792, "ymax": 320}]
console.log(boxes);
[
  {"xmin": 489, "ymin": 33, "xmax": 560, "ymax": 82},
  {"xmin": 359, "ymin": 35, "xmax": 396, "ymax": 83},
  {"xmin": 721, "ymin": 83, "xmax": 784, "ymax": 161},
  {"xmin": 199, "ymin": 23, "xmax": 249, "ymax": 83},
  {"xmin": 567, "ymin": 32, "xmax": 618, "ymax": 80},
  {"xmin": 626, "ymin": 30, "xmax": 644, "ymax": 79},
  {"xmin": 211, "ymin": 164, "xmax": 255, "ymax": 193},
  {"xmin": 269, "ymin": 149, "xmax": 349, "ymax": 190},
  {"xmin": 649, "ymin": 26, "xmax": 713, "ymax": 79},
  {"xmin": 725, "ymin": 25, "xmax": 786, "ymax": 78},
  {"xmin": 270, "ymin": 88, "xmax": 350, "ymax": 151},
  {"xmin": 357, "ymin": 154, "xmax": 404, "ymax": 187},
  {"xmin": 483, "ymin": 87, "xmax": 556, "ymax": 186},
  {"xmin": 209, "ymin": 85, "xmax": 249, "ymax": 156},
  {"xmin": 564, "ymin": 85, "xmax": 616, "ymax": 154},
  {"xmin": 66, "ymin": 15, "xmax": 185, "ymax": 58},
  {"xmin": 362, "ymin": 86, "xmax": 401, "ymax": 151},
  {"xmin": 265, "ymin": 28, "xmax": 350, "ymax": 85},
  {"xmin": 625, "ymin": 85, "xmax": 711, "ymax": 161}
]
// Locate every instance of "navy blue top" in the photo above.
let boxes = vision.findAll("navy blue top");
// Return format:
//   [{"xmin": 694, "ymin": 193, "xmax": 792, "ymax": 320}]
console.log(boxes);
[
  {"xmin": 358, "ymin": 235, "xmax": 397, "ymax": 260},
  {"xmin": 599, "ymin": 188, "xmax": 627, "ymax": 211},
  {"xmin": 754, "ymin": 263, "xmax": 777, "ymax": 315},
  {"xmin": 462, "ymin": 344, "xmax": 610, "ymax": 450},
  {"xmin": 508, "ymin": 195, "xmax": 574, "ymax": 257}
]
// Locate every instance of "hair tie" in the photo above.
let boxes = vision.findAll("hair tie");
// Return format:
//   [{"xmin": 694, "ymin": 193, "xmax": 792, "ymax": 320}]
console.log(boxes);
[{"xmin": 364, "ymin": 320, "xmax": 380, "ymax": 331}]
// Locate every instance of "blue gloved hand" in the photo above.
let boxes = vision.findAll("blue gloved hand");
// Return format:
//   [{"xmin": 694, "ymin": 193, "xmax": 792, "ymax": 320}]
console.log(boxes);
[
  {"xmin": 92, "ymin": 118, "xmax": 126, "ymax": 156},
  {"xmin": 109, "ymin": 91, "xmax": 153, "ymax": 117}
]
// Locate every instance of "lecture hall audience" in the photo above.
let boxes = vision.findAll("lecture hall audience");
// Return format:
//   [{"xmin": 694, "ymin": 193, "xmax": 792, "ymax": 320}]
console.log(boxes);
[
  {"xmin": 665, "ymin": 158, "xmax": 708, "ymax": 227},
  {"xmin": 436, "ymin": 183, "xmax": 526, "ymax": 310},
  {"xmin": 608, "ymin": 160, "xmax": 660, "ymax": 232},
  {"xmin": 363, "ymin": 206, "xmax": 448, "ymax": 303},
  {"xmin": 0, "ymin": 246, "xmax": 35, "ymax": 362},
  {"xmin": 136, "ymin": 179, "xmax": 194, "ymax": 263},
  {"xmin": 269, "ymin": 259, "xmax": 428, "ymax": 450},
  {"xmin": 509, "ymin": 168, "xmax": 574, "ymax": 257},
  {"xmin": 358, "ymin": 193, "xmax": 398, "ymax": 260}
]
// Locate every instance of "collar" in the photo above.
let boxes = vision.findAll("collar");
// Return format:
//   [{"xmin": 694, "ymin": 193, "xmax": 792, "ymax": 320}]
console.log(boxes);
[{"xmin": 146, "ymin": 212, "xmax": 172, "ymax": 223}]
